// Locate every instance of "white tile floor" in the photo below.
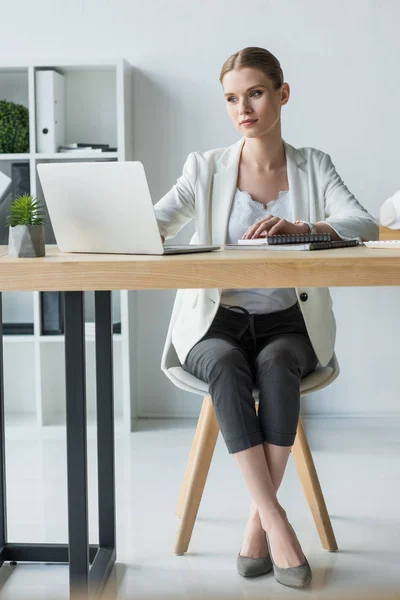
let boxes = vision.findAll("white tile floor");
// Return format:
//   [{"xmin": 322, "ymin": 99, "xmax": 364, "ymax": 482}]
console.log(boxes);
[{"xmin": 0, "ymin": 416, "xmax": 399, "ymax": 599}]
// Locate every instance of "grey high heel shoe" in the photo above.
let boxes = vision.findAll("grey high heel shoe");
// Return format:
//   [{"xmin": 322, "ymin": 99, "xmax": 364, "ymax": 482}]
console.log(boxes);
[
  {"xmin": 236, "ymin": 533, "xmax": 273, "ymax": 578},
  {"xmin": 236, "ymin": 552, "xmax": 273, "ymax": 578},
  {"xmin": 265, "ymin": 523, "xmax": 312, "ymax": 588}
]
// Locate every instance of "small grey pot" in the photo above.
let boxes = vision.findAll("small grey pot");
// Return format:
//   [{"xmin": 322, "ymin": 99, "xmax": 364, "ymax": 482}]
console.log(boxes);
[{"xmin": 8, "ymin": 224, "xmax": 45, "ymax": 258}]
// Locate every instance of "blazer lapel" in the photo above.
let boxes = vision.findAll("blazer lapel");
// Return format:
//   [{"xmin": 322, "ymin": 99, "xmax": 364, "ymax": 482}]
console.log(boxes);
[
  {"xmin": 284, "ymin": 141, "xmax": 310, "ymax": 223},
  {"xmin": 211, "ymin": 138, "xmax": 245, "ymax": 244},
  {"xmin": 210, "ymin": 137, "xmax": 310, "ymax": 244}
]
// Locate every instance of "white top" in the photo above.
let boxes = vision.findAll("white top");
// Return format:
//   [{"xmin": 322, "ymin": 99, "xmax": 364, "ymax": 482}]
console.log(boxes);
[{"xmin": 220, "ymin": 187, "xmax": 298, "ymax": 314}]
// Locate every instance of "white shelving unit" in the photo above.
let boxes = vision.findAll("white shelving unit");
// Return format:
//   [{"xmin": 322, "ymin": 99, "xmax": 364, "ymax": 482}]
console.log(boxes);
[{"xmin": 0, "ymin": 58, "xmax": 137, "ymax": 431}]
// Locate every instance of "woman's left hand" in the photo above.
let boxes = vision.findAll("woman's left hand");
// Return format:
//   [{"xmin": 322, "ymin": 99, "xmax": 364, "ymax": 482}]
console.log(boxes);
[{"xmin": 242, "ymin": 216, "xmax": 309, "ymax": 239}]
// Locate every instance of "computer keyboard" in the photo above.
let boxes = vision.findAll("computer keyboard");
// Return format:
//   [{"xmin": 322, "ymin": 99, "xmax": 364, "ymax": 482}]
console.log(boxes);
[{"xmin": 364, "ymin": 240, "xmax": 400, "ymax": 249}]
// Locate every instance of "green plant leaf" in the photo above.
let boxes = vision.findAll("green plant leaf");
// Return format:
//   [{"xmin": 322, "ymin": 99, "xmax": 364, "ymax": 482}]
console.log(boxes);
[{"xmin": 6, "ymin": 193, "xmax": 47, "ymax": 226}]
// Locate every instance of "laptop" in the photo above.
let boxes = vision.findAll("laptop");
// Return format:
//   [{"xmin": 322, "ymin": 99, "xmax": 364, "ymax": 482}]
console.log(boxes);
[{"xmin": 36, "ymin": 161, "xmax": 220, "ymax": 255}]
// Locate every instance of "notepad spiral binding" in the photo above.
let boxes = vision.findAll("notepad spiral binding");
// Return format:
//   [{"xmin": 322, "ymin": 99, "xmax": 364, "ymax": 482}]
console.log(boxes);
[
  {"xmin": 308, "ymin": 239, "xmax": 359, "ymax": 250},
  {"xmin": 267, "ymin": 233, "xmax": 332, "ymax": 244}
]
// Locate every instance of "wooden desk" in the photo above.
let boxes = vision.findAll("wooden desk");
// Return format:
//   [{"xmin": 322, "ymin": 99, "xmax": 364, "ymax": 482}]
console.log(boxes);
[
  {"xmin": 1, "ymin": 242, "xmax": 400, "ymax": 598},
  {"xmin": 1, "ymin": 244, "xmax": 400, "ymax": 291}
]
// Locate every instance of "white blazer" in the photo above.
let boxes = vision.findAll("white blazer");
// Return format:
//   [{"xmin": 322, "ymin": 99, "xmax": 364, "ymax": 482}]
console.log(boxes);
[{"xmin": 154, "ymin": 137, "xmax": 379, "ymax": 373}]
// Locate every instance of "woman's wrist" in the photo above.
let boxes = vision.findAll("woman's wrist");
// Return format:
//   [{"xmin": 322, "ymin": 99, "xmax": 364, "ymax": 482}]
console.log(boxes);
[
  {"xmin": 294, "ymin": 220, "xmax": 341, "ymax": 239},
  {"xmin": 314, "ymin": 222, "xmax": 341, "ymax": 240},
  {"xmin": 294, "ymin": 221, "xmax": 312, "ymax": 235}
]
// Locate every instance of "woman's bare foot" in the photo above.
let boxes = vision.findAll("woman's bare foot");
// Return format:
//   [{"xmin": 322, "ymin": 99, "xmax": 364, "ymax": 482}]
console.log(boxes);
[
  {"xmin": 240, "ymin": 501, "xmax": 268, "ymax": 559},
  {"xmin": 262, "ymin": 512, "xmax": 306, "ymax": 569}
]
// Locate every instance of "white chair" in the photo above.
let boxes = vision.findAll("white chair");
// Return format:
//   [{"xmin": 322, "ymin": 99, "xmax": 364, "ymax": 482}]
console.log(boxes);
[{"xmin": 162, "ymin": 334, "xmax": 340, "ymax": 556}]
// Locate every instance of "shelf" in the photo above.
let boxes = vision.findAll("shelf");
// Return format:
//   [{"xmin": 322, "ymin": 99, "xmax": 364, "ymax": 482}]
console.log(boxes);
[
  {"xmin": 0, "ymin": 153, "xmax": 120, "ymax": 161},
  {"xmin": 3, "ymin": 334, "xmax": 123, "ymax": 343},
  {"xmin": 39, "ymin": 334, "xmax": 122, "ymax": 342},
  {"xmin": 2, "ymin": 323, "xmax": 34, "ymax": 335},
  {"xmin": 39, "ymin": 321, "xmax": 121, "ymax": 337},
  {"xmin": 0, "ymin": 66, "xmax": 28, "ymax": 74},
  {"xmin": 36, "ymin": 152, "xmax": 119, "ymax": 160},
  {"xmin": 3, "ymin": 336, "xmax": 35, "ymax": 343},
  {"xmin": 0, "ymin": 58, "xmax": 135, "ymax": 429},
  {"xmin": 0, "ymin": 59, "xmax": 122, "ymax": 70},
  {"xmin": 0, "ymin": 154, "xmax": 31, "ymax": 161}
]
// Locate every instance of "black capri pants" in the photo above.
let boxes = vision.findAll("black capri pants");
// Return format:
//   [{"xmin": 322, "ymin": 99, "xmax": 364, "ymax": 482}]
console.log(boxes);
[{"xmin": 182, "ymin": 301, "xmax": 318, "ymax": 454}]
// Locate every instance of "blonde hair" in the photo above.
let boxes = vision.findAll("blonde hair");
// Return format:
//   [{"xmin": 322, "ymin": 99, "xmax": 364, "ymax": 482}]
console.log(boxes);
[{"xmin": 219, "ymin": 46, "xmax": 284, "ymax": 90}]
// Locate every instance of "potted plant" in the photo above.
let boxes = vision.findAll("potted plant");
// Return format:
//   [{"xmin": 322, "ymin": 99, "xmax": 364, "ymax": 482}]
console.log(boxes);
[
  {"xmin": 0, "ymin": 99, "xmax": 29, "ymax": 153},
  {"xmin": 6, "ymin": 193, "xmax": 47, "ymax": 257}
]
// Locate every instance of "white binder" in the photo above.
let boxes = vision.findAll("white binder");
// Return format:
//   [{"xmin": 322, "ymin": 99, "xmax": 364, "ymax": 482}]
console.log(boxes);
[{"xmin": 35, "ymin": 69, "xmax": 65, "ymax": 153}]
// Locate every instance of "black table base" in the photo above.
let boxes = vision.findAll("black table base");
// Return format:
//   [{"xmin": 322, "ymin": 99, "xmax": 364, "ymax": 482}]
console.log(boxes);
[{"xmin": 0, "ymin": 291, "xmax": 116, "ymax": 599}]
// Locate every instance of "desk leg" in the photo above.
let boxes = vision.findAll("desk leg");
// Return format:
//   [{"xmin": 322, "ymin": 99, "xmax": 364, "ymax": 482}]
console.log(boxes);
[
  {"xmin": 65, "ymin": 290, "xmax": 116, "ymax": 598},
  {"xmin": 93, "ymin": 291, "xmax": 116, "ymax": 584},
  {"xmin": 64, "ymin": 291, "xmax": 89, "ymax": 594},
  {"xmin": 0, "ymin": 291, "xmax": 114, "ymax": 598},
  {"xmin": 0, "ymin": 294, "xmax": 7, "ymax": 560}
]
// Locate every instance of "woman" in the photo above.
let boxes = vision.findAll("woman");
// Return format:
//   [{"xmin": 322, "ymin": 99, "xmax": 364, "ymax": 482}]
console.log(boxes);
[{"xmin": 154, "ymin": 46, "xmax": 378, "ymax": 589}]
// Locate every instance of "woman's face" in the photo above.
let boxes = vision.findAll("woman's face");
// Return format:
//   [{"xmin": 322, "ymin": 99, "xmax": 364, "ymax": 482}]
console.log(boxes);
[{"xmin": 222, "ymin": 67, "xmax": 289, "ymax": 138}]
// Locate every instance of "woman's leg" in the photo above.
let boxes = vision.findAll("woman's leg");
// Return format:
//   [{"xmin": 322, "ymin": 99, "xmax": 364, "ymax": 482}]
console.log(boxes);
[
  {"xmin": 240, "ymin": 442, "xmax": 291, "ymax": 557},
  {"xmin": 234, "ymin": 446, "xmax": 307, "ymax": 568},
  {"xmin": 239, "ymin": 332, "xmax": 318, "ymax": 568},
  {"xmin": 183, "ymin": 336, "xmax": 264, "ymax": 454},
  {"xmin": 183, "ymin": 309, "xmax": 315, "ymax": 567},
  {"xmin": 184, "ymin": 334, "xmax": 296, "ymax": 562}
]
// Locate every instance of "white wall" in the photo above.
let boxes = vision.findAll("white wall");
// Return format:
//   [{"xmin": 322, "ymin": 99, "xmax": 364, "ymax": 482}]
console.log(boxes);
[{"xmin": 2, "ymin": 0, "xmax": 400, "ymax": 418}]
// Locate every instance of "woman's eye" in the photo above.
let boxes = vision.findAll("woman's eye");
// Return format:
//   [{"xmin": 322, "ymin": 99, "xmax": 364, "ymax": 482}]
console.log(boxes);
[{"xmin": 227, "ymin": 90, "xmax": 262, "ymax": 102}]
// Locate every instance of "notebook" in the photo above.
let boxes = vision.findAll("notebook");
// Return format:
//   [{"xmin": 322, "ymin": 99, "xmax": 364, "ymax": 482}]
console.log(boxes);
[
  {"xmin": 238, "ymin": 233, "xmax": 332, "ymax": 245},
  {"xmin": 225, "ymin": 233, "xmax": 360, "ymax": 251}
]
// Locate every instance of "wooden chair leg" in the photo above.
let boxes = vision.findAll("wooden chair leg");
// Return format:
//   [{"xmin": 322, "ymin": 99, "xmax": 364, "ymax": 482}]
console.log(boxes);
[
  {"xmin": 174, "ymin": 395, "xmax": 219, "ymax": 555},
  {"xmin": 291, "ymin": 416, "xmax": 338, "ymax": 551},
  {"xmin": 175, "ymin": 395, "xmax": 208, "ymax": 518}
]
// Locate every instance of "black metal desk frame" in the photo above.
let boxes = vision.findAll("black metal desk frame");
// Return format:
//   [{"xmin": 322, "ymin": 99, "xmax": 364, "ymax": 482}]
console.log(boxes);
[{"xmin": 0, "ymin": 291, "xmax": 116, "ymax": 598}]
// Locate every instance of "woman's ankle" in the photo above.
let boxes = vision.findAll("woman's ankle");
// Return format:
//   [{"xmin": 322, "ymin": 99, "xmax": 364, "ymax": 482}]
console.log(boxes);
[{"xmin": 261, "ymin": 506, "xmax": 287, "ymax": 534}]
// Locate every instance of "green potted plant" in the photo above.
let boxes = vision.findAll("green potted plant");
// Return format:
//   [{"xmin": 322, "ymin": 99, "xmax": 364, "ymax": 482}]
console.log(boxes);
[
  {"xmin": 6, "ymin": 193, "xmax": 47, "ymax": 257},
  {"xmin": 0, "ymin": 99, "xmax": 30, "ymax": 153}
]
